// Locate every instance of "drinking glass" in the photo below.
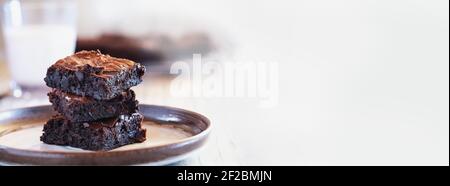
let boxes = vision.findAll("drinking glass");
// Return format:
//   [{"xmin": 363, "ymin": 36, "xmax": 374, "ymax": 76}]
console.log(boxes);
[{"xmin": 1, "ymin": 0, "xmax": 77, "ymax": 97}]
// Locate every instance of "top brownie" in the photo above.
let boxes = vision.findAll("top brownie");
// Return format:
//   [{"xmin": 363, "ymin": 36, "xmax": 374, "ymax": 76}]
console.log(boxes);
[{"xmin": 44, "ymin": 50, "xmax": 146, "ymax": 100}]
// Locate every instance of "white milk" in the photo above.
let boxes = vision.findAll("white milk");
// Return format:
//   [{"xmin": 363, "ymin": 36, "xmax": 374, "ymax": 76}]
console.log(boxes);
[{"xmin": 3, "ymin": 25, "xmax": 76, "ymax": 87}]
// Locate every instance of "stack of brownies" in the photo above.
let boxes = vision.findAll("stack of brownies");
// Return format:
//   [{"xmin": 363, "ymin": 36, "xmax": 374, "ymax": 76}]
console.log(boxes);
[{"xmin": 41, "ymin": 50, "xmax": 147, "ymax": 151}]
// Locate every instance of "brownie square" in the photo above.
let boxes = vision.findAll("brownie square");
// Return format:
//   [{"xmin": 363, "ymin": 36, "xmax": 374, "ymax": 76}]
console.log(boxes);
[
  {"xmin": 40, "ymin": 113, "xmax": 146, "ymax": 151},
  {"xmin": 44, "ymin": 50, "xmax": 146, "ymax": 100},
  {"xmin": 48, "ymin": 89, "xmax": 138, "ymax": 122}
]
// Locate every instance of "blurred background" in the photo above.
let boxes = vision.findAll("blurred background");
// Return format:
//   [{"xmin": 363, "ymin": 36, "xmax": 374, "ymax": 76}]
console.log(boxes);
[{"xmin": 0, "ymin": 0, "xmax": 448, "ymax": 165}]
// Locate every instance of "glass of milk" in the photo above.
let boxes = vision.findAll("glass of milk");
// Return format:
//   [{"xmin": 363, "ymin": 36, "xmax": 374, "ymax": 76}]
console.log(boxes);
[{"xmin": 1, "ymin": 0, "xmax": 77, "ymax": 96}]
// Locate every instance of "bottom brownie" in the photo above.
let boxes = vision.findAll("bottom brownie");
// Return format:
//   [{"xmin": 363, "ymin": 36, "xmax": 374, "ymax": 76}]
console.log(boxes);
[{"xmin": 40, "ymin": 113, "xmax": 146, "ymax": 151}]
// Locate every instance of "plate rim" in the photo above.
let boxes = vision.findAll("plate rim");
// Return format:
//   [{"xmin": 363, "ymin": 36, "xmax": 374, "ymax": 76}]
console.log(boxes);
[{"xmin": 0, "ymin": 104, "xmax": 211, "ymax": 165}]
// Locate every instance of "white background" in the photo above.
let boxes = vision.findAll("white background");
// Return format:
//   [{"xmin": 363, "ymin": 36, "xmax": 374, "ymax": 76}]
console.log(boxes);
[{"xmin": 88, "ymin": 0, "xmax": 448, "ymax": 165}]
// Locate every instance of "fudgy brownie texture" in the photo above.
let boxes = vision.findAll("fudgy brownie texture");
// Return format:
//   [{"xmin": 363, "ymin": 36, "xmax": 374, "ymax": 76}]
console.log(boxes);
[
  {"xmin": 44, "ymin": 50, "xmax": 146, "ymax": 100},
  {"xmin": 41, "ymin": 113, "xmax": 146, "ymax": 151},
  {"xmin": 48, "ymin": 89, "xmax": 138, "ymax": 122}
]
